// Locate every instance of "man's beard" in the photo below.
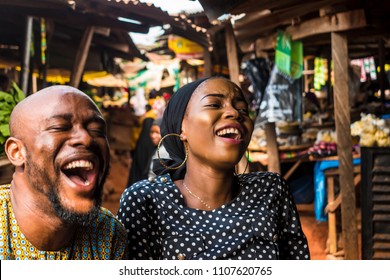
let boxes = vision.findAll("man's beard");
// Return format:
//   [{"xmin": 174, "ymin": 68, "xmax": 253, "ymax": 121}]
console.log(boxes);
[{"xmin": 25, "ymin": 151, "xmax": 107, "ymax": 226}]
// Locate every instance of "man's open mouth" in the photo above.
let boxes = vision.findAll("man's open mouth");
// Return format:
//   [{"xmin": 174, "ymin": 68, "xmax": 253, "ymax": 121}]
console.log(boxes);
[{"xmin": 62, "ymin": 160, "xmax": 96, "ymax": 187}]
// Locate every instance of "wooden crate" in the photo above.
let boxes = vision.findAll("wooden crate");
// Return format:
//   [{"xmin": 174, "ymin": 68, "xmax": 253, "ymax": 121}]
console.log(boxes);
[{"xmin": 361, "ymin": 147, "xmax": 390, "ymax": 259}]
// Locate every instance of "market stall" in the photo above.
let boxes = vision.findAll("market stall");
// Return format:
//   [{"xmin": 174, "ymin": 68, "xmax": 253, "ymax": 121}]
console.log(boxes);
[{"xmin": 196, "ymin": 0, "xmax": 390, "ymax": 260}]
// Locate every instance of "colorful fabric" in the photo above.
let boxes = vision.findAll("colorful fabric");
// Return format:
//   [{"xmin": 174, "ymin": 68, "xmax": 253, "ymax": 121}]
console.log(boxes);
[
  {"xmin": 0, "ymin": 184, "xmax": 128, "ymax": 260},
  {"xmin": 117, "ymin": 172, "xmax": 310, "ymax": 260}
]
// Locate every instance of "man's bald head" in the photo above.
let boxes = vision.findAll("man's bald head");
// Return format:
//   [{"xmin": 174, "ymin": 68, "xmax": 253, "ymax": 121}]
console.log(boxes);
[
  {"xmin": 5, "ymin": 84, "xmax": 111, "ymax": 228},
  {"xmin": 9, "ymin": 85, "xmax": 98, "ymax": 139}
]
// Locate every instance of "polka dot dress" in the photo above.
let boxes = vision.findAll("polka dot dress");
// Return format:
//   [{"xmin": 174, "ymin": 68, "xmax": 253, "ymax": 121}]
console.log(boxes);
[{"xmin": 117, "ymin": 172, "xmax": 310, "ymax": 260}]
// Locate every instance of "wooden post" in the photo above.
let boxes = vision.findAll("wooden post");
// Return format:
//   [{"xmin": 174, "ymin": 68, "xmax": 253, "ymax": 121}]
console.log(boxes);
[
  {"xmin": 326, "ymin": 174, "xmax": 337, "ymax": 254},
  {"xmin": 331, "ymin": 32, "xmax": 358, "ymax": 259},
  {"xmin": 203, "ymin": 48, "xmax": 212, "ymax": 77},
  {"xmin": 69, "ymin": 26, "xmax": 95, "ymax": 88},
  {"xmin": 378, "ymin": 39, "xmax": 386, "ymax": 113},
  {"xmin": 225, "ymin": 22, "xmax": 240, "ymax": 85},
  {"xmin": 264, "ymin": 122, "xmax": 281, "ymax": 174},
  {"xmin": 225, "ymin": 21, "xmax": 248, "ymax": 173},
  {"xmin": 21, "ymin": 16, "xmax": 33, "ymax": 95}
]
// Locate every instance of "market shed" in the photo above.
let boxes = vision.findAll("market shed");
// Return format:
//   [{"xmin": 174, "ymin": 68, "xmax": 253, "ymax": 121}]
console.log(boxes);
[
  {"xmin": 197, "ymin": 0, "xmax": 390, "ymax": 260},
  {"xmin": 0, "ymin": 0, "xmax": 210, "ymax": 93}
]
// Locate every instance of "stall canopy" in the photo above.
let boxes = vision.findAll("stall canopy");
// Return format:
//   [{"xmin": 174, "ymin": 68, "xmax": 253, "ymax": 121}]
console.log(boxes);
[
  {"xmin": 0, "ymin": 0, "xmax": 211, "ymax": 90},
  {"xmin": 199, "ymin": 0, "xmax": 390, "ymax": 58},
  {"xmin": 197, "ymin": 0, "xmax": 390, "ymax": 261}
]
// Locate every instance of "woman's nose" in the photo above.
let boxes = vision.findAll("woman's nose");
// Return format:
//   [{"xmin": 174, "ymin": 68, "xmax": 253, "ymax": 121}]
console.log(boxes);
[{"xmin": 224, "ymin": 105, "xmax": 243, "ymax": 121}]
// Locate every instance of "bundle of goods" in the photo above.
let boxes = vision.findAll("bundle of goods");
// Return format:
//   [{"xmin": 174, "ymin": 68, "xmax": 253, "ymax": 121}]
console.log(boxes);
[
  {"xmin": 351, "ymin": 113, "xmax": 390, "ymax": 147},
  {"xmin": 308, "ymin": 141, "xmax": 337, "ymax": 157},
  {"xmin": 307, "ymin": 129, "xmax": 337, "ymax": 157}
]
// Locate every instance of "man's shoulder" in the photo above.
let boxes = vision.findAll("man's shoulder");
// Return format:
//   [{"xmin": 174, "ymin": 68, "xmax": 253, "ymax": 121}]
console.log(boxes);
[
  {"xmin": 0, "ymin": 184, "xmax": 11, "ymax": 200},
  {"xmin": 96, "ymin": 207, "xmax": 125, "ymax": 228}
]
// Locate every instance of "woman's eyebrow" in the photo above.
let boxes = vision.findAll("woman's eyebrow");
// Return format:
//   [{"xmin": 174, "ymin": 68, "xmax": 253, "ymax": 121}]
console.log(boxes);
[{"xmin": 200, "ymin": 93, "xmax": 225, "ymax": 100}]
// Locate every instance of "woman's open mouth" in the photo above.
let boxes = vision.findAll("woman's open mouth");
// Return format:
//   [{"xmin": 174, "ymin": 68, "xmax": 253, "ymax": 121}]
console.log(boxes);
[{"xmin": 216, "ymin": 127, "xmax": 242, "ymax": 141}]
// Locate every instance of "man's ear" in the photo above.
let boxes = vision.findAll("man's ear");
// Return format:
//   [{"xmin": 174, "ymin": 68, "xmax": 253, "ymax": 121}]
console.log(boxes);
[{"xmin": 5, "ymin": 137, "xmax": 26, "ymax": 167}]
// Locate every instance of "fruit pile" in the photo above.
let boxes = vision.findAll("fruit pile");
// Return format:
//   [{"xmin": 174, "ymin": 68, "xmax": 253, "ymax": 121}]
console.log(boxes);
[{"xmin": 351, "ymin": 113, "xmax": 390, "ymax": 147}]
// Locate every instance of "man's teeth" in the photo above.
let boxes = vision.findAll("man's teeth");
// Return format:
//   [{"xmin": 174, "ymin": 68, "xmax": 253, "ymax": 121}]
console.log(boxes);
[
  {"xmin": 217, "ymin": 128, "xmax": 241, "ymax": 139},
  {"xmin": 63, "ymin": 160, "xmax": 93, "ymax": 170}
]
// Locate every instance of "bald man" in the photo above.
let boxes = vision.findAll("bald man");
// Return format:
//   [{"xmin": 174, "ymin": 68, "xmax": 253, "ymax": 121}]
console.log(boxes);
[{"xmin": 0, "ymin": 85, "xmax": 128, "ymax": 260}]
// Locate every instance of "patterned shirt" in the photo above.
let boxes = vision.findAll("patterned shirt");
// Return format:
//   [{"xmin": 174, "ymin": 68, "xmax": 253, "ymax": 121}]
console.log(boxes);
[
  {"xmin": 117, "ymin": 172, "xmax": 310, "ymax": 260},
  {"xmin": 0, "ymin": 184, "xmax": 128, "ymax": 260}
]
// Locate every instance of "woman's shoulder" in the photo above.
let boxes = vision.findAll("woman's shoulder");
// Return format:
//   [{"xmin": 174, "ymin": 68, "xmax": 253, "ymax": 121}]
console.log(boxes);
[
  {"xmin": 121, "ymin": 174, "xmax": 173, "ymax": 197},
  {"xmin": 240, "ymin": 172, "xmax": 289, "ymax": 198},
  {"xmin": 241, "ymin": 171, "xmax": 285, "ymax": 184}
]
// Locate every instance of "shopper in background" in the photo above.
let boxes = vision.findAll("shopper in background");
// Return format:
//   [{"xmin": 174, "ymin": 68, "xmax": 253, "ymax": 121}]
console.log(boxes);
[{"xmin": 127, "ymin": 117, "xmax": 162, "ymax": 186}]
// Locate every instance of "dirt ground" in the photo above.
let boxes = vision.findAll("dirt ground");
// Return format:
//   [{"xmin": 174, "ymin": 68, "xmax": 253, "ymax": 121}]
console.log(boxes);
[{"xmin": 102, "ymin": 150, "xmax": 336, "ymax": 260}]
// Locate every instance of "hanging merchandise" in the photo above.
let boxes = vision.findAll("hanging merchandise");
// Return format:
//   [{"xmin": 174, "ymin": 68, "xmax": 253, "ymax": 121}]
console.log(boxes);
[
  {"xmin": 130, "ymin": 87, "xmax": 147, "ymax": 116},
  {"xmin": 254, "ymin": 65, "xmax": 302, "ymax": 128},
  {"xmin": 242, "ymin": 58, "xmax": 271, "ymax": 114},
  {"xmin": 368, "ymin": 56, "xmax": 377, "ymax": 80},
  {"xmin": 275, "ymin": 31, "xmax": 291, "ymax": 75},
  {"xmin": 290, "ymin": 40, "xmax": 303, "ymax": 79},
  {"xmin": 40, "ymin": 18, "xmax": 46, "ymax": 65},
  {"xmin": 275, "ymin": 31, "xmax": 303, "ymax": 78},
  {"xmin": 314, "ymin": 57, "xmax": 328, "ymax": 91},
  {"xmin": 168, "ymin": 35, "xmax": 204, "ymax": 59}
]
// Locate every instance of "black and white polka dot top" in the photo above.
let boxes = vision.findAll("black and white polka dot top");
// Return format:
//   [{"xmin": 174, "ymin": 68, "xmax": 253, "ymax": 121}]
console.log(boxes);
[{"xmin": 117, "ymin": 171, "xmax": 310, "ymax": 260}]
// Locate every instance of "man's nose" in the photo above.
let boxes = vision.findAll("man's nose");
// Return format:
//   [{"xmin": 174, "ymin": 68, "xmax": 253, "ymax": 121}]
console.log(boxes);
[{"xmin": 69, "ymin": 126, "xmax": 93, "ymax": 146}]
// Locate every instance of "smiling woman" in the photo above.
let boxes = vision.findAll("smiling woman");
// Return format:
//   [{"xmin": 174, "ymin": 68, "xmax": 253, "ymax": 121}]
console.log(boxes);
[{"xmin": 117, "ymin": 76, "xmax": 310, "ymax": 260}]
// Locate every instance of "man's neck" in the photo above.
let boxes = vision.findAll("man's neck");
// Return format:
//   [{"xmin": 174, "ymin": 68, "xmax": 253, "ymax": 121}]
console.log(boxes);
[{"xmin": 10, "ymin": 180, "xmax": 76, "ymax": 251}]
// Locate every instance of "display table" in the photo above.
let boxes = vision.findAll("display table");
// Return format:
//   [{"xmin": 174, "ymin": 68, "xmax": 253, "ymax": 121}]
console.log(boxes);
[{"xmin": 323, "ymin": 164, "xmax": 361, "ymax": 255}]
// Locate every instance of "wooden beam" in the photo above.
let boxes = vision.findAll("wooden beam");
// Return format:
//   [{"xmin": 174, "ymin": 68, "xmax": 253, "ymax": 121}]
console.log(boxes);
[
  {"xmin": 225, "ymin": 22, "xmax": 249, "ymax": 174},
  {"xmin": 254, "ymin": 9, "xmax": 367, "ymax": 52},
  {"xmin": 203, "ymin": 48, "xmax": 212, "ymax": 77},
  {"xmin": 232, "ymin": 0, "xmax": 303, "ymax": 15},
  {"xmin": 379, "ymin": 39, "xmax": 387, "ymax": 113},
  {"xmin": 287, "ymin": 9, "xmax": 366, "ymax": 40},
  {"xmin": 264, "ymin": 122, "xmax": 280, "ymax": 174},
  {"xmin": 331, "ymin": 31, "xmax": 358, "ymax": 260},
  {"xmin": 235, "ymin": 0, "xmax": 345, "ymax": 41},
  {"xmin": 21, "ymin": 16, "xmax": 33, "ymax": 95},
  {"xmin": 0, "ymin": 6, "xmax": 150, "ymax": 33},
  {"xmin": 225, "ymin": 22, "xmax": 240, "ymax": 85},
  {"xmin": 69, "ymin": 26, "xmax": 95, "ymax": 88},
  {"xmin": 92, "ymin": 38, "xmax": 129, "ymax": 53}
]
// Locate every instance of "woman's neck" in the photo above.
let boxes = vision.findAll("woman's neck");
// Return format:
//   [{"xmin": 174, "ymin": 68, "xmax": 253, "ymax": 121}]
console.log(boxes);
[{"xmin": 177, "ymin": 167, "xmax": 239, "ymax": 210}]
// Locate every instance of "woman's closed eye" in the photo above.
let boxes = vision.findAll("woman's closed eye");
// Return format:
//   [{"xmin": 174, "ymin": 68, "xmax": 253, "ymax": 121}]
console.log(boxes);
[
  {"xmin": 237, "ymin": 107, "xmax": 249, "ymax": 115},
  {"xmin": 205, "ymin": 102, "xmax": 222, "ymax": 109}
]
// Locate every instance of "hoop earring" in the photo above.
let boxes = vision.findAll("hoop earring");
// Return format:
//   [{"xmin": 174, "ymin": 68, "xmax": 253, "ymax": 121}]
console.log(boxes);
[{"xmin": 157, "ymin": 133, "xmax": 188, "ymax": 170}]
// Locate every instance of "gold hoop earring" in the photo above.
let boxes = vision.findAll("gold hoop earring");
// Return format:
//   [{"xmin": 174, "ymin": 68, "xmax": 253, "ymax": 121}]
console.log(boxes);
[{"xmin": 157, "ymin": 133, "xmax": 188, "ymax": 170}]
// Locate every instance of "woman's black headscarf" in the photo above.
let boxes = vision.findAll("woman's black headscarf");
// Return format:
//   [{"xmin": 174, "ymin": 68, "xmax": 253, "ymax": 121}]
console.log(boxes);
[{"xmin": 153, "ymin": 77, "xmax": 209, "ymax": 180}]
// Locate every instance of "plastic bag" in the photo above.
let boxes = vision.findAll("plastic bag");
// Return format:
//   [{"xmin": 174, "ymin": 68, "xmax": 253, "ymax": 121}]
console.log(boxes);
[{"xmin": 254, "ymin": 65, "xmax": 302, "ymax": 128}]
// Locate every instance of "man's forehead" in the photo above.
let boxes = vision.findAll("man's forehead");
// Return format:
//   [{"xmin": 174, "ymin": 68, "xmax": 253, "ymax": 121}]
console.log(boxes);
[{"xmin": 21, "ymin": 91, "xmax": 96, "ymax": 122}]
